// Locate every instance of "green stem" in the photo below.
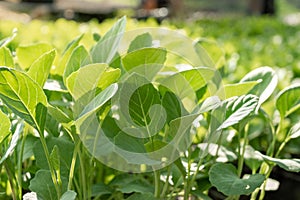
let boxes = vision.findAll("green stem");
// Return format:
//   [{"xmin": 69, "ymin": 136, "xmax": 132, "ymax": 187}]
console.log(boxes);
[
  {"xmin": 4, "ymin": 162, "xmax": 18, "ymax": 200},
  {"xmin": 17, "ymin": 127, "xmax": 28, "ymax": 199},
  {"xmin": 154, "ymin": 170, "xmax": 161, "ymax": 198},
  {"xmin": 39, "ymin": 133, "xmax": 61, "ymax": 198},
  {"xmin": 161, "ymin": 166, "xmax": 171, "ymax": 198},
  {"xmin": 237, "ymin": 127, "xmax": 248, "ymax": 177},
  {"xmin": 267, "ymin": 120, "xmax": 281, "ymax": 157},
  {"xmin": 78, "ymin": 146, "xmax": 88, "ymax": 200},
  {"xmin": 184, "ymin": 148, "xmax": 192, "ymax": 200},
  {"xmin": 68, "ymin": 137, "xmax": 81, "ymax": 190}
]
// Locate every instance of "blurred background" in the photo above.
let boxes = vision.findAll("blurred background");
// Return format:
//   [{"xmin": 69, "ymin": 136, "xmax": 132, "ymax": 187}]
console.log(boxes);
[{"xmin": 0, "ymin": 0, "xmax": 299, "ymax": 23}]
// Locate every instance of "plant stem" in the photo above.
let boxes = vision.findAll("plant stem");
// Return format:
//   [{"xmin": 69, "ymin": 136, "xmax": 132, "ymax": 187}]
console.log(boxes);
[
  {"xmin": 237, "ymin": 126, "xmax": 248, "ymax": 177},
  {"xmin": 161, "ymin": 166, "xmax": 171, "ymax": 198},
  {"xmin": 39, "ymin": 132, "xmax": 61, "ymax": 198},
  {"xmin": 4, "ymin": 162, "xmax": 18, "ymax": 200},
  {"xmin": 17, "ymin": 126, "xmax": 28, "ymax": 199},
  {"xmin": 154, "ymin": 170, "xmax": 161, "ymax": 198},
  {"xmin": 184, "ymin": 148, "xmax": 192, "ymax": 200},
  {"xmin": 68, "ymin": 135, "xmax": 81, "ymax": 190}
]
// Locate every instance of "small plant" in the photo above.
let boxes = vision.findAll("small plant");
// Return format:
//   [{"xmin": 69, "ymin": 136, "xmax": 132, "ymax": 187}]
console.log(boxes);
[{"xmin": 0, "ymin": 16, "xmax": 299, "ymax": 200}]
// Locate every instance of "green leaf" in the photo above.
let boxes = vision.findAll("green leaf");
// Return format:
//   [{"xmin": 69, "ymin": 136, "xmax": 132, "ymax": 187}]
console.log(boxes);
[
  {"xmin": 66, "ymin": 63, "xmax": 120, "ymax": 100},
  {"xmin": 222, "ymin": 81, "xmax": 259, "ymax": 98},
  {"xmin": 33, "ymin": 137, "xmax": 74, "ymax": 177},
  {"xmin": 0, "ymin": 122, "xmax": 23, "ymax": 164},
  {"xmin": 128, "ymin": 33, "xmax": 152, "ymax": 53},
  {"xmin": 113, "ymin": 74, "xmax": 166, "ymax": 138},
  {"xmin": 0, "ymin": 67, "xmax": 48, "ymax": 132},
  {"xmin": 276, "ymin": 83, "xmax": 300, "ymax": 118},
  {"xmin": 122, "ymin": 47, "xmax": 166, "ymax": 80},
  {"xmin": 16, "ymin": 43, "xmax": 53, "ymax": 69},
  {"xmin": 288, "ymin": 122, "xmax": 300, "ymax": 139},
  {"xmin": 55, "ymin": 34, "xmax": 83, "ymax": 76},
  {"xmin": 126, "ymin": 193, "xmax": 157, "ymax": 200},
  {"xmin": 258, "ymin": 152, "xmax": 300, "ymax": 172},
  {"xmin": 60, "ymin": 190, "xmax": 77, "ymax": 200},
  {"xmin": 0, "ymin": 28, "xmax": 17, "ymax": 47},
  {"xmin": 63, "ymin": 45, "xmax": 90, "ymax": 83},
  {"xmin": 77, "ymin": 83, "xmax": 118, "ymax": 120},
  {"xmin": 0, "ymin": 47, "xmax": 14, "ymax": 68},
  {"xmin": 91, "ymin": 183, "xmax": 112, "ymax": 197},
  {"xmin": 48, "ymin": 105, "xmax": 72, "ymax": 124},
  {"xmin": 162, "ymin": 91, "xmax": 186, "ymax": 124},
  {"xmin": 27, "ymin": 49, "xmax": 56, "ymax": 87},
  {"xmin": 240, "ymin": 66, "xmax": 278, "ymax": 109},
  {"xmin": 29, "ymin": 170, "xmax": 68, "ymax": 200},
  {"xmin": 159, "ymin": 67, "xmax": 215, "ymax": 111},
  {"xmin": 91, "ymin": 16, "xmax": 126, "ymax": 64},
  {"xmin": 129, "ymin": 83, "xmax": 161, "ymax": 127},
  {"xmin": 209, "ymin": 163, "xmax": 265, "ymax": 196},
  {"xmin": 0, "ymin": 109, "xmax": 11, "ymax": 144},
  {"xmin": 110, "ymin": 174, "xmax": 154, "ymax": 194},
  {"xmin": 216, "ymin": 94, "xmax": 259, "ymax": 131}
]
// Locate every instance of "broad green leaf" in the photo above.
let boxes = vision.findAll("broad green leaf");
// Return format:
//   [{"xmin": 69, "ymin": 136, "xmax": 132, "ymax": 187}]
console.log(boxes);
[
  {"xmin": 129, "ymin": 83, "xmax": 161, "ymax": 127},
  {"xmin": 91, "ymin": 16, "xmax": 126, "ymax": 64},
  {"xmin": 159, "ymin": 68, "xmax": 215, "ymax": 111},
  {"xmin": 110, "ymin": 174, "xmax": 154, "ymax": 194},
  {"xmin": 276, "ymin": 83, "xmax": 300, "ymax": 118},
  {"xmin": 33, "ymin": 137, "xmax": 74, "ymax": 177},
  {"xmin": 0, "ymin": 109, "xmax": 11, "ymax": 144},
  {"xmin": 63, "ymin": 45, "xmax": 90, "ymax": 83},
  {"xmin": 0, "ymin": 47, "xmax": 14, "ymax": 68},
  {"xmin": 145, "ymin": 140, "xmax": 167, "ymax": 152},
  {"xmin": 126, "ymin": 193, "xmax": 157, "ymax": 200},
  {"xmin": 16, "ymin": 43, "xmax": 52, "ymax": 69},
  {"xmin": 114, "ymin": 132, "xmax": 146, "ymax": 153},
  {"xmin": 0, "ymin": 28, "xmax": 17, "ymax": 47},
  {"xmin": 91, "ymin": 183, "xmax": 112, "ymax": 197},
  {"xmin": 258, "ymin": 152, "xmax": 300, "ymax": 172},
  {"xmin": 0, "ymin": 122, "xmax": 23, "ymax": 164},
  {"xmin": 162, "ymin": 91, "xmax": 186, "ymax": 124},
  {"xmin": 66, "ymin": 63, "xmax": 120, "ymax": 100},
  {"xmin": 198, "ymin": 143, "xmax": 237, "ymax": 162},
  {"xmin": 209, "ymin": 163, "xmax": 265, "ymax": 196},
  {"xmin": 216, "ymin": 94, "xmax": 259, "ymax": 131},
  {"xmin": 193, "ymin": 40, "xmax": 215, "ymax": 68},
  {"xmin": 240, "ymin": 66, "xmax": 278, "ymax": 109},
  {"xmin": 77, "ymin": 83, "xmax": 118, "ymax": 120},
  {"xmin": 92, "ymin": 183, "xmax": 112, "ymax": 197},
  {"xmin": 55, "ymin": 34, "xmax": 83, "ymax": 75},
  {"xmin": 288, "ymin": 122, "xmax": 300, "ymax": 139},
  {"xmin": 29, "ymin": 170, "xmax": 68, "ymax": 200},
  {"xmin": 222, "ymin": 81, "xmax": 259, "ymax": 98},
  {"xmin": 0, "ymin": 67, "xmax": 48, "ymax": 132},
  {"xmin": 113, "ymin": 74, "xmax": 166, "ymax": 138},
  {"xmin": 122, "ymin": 47, "xmax": 166, "ymax": 80},
  {"xmin": 128, "ymin": 32, "xmax": 152, "ymax": 53},
  {"xmin": 60, "ymin": 190, "xmax": 77, "ymax": 200},
  {"xmin": 27, "ymin": 49, "xmax": 56, "ymax": 87},
  {"xmin": 179, "ymin": 67, "xmax": 216, "ymax": 91},
  {"xmin": 47, "ymin": 105, "xmax": 72, "ymax": 124}
]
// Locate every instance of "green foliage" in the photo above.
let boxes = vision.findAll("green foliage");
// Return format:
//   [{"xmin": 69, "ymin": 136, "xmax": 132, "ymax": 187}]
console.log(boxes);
[
  {"xmin": 0, "ymin": 16, "xmax": 299, "ymax": 200},
  {"xmin": 209, "ymin": 163, "xmax": 265, "ymax": 196}
]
